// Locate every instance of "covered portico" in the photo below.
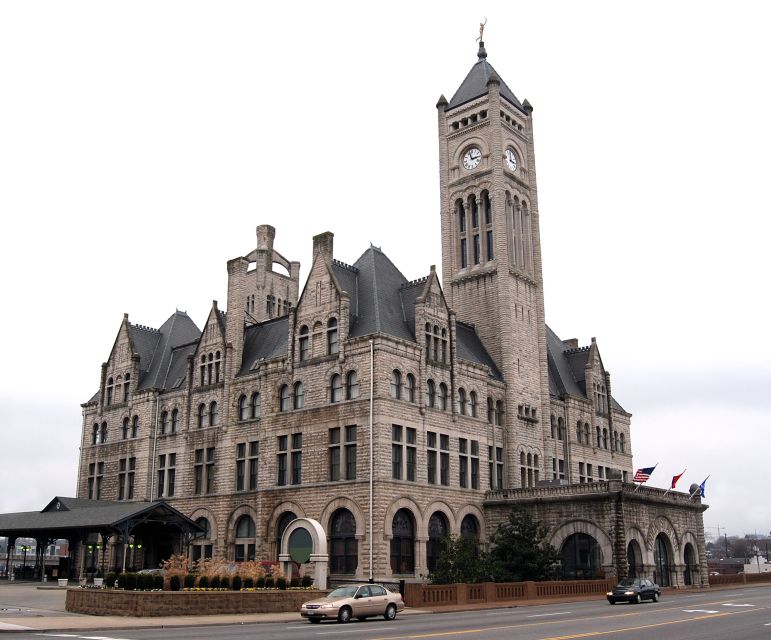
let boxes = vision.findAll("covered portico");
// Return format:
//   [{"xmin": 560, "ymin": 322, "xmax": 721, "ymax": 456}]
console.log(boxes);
[{"xmin": 0, "ymin": 497, "xmax": 203, "ymax": 582}]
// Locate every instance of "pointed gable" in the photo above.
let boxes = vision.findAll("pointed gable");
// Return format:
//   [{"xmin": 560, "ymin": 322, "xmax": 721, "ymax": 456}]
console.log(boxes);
[{"xmin": 139, "ymin": 310, "xmax": 202, "ymax": 391}]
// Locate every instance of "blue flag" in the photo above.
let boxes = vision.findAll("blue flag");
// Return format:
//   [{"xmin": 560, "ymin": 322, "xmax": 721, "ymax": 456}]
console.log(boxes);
[{"xmin": 699, "ymin": 478, "xmax": 707, "ymax": 498}]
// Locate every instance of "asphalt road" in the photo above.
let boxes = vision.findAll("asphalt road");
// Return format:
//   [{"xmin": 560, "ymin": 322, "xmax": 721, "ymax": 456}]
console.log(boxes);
[{"xmin": 9, "ymin": 585, "xmax": 771, "ymax": 640}]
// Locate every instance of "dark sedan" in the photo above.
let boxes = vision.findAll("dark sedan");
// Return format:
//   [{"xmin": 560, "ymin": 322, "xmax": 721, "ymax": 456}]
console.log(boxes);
[{"xmin": 606, "ymin": 578, "xmax": 661, "ymax": 604}]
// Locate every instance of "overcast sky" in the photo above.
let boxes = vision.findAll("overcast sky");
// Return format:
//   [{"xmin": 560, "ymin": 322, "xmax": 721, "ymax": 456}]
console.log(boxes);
[{"xmin": 1, "ymin": 1, "xmax": 769, "ymax": 540}]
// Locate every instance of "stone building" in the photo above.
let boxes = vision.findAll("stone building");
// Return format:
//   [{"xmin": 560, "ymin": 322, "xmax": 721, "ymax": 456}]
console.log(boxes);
[{"xmin": 75, "ymin": 41, "xmax": 708, "ymax": 587}]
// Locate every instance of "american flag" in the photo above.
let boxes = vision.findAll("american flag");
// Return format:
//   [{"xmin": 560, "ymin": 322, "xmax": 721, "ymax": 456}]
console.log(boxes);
[{"xmin": 633, "ymin": 465, "xmax": 656, "ymax": 483}]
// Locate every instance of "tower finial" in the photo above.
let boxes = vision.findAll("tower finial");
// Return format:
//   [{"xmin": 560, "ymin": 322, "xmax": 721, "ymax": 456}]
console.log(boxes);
[{"xmin": 476, "ymin": 19, "xmax": 488, "ymax": 59}]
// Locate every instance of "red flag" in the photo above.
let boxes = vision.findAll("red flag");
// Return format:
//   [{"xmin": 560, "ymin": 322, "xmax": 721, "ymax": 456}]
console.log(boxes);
[{"xmin": 671, "ymin": 469, "xmax": 686, "ymax": 489}]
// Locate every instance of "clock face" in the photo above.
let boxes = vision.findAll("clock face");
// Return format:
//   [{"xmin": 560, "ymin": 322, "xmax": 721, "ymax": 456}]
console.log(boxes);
[
  {"xmin": 463, "ymin": 147, "xmax": 482, "ymax": 170},
  {"xmin": 505, "ymin": 148, "xmax": 518, "ymax": 171}
]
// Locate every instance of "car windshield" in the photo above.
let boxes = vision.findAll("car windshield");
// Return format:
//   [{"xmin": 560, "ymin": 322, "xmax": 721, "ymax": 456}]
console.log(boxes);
[
  {"xmin": 327, "ymin": 586, "xmax": 359, "ymax": 598},
  {"xmin": 617, "ymin": 579, "xmax": 642, "ymax": 587}
]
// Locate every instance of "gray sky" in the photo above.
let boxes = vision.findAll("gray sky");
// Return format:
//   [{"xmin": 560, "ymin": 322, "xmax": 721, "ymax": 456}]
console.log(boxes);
[{"xmin": 1, "ymin": 1, "xmax": 769, "ymax": 539}]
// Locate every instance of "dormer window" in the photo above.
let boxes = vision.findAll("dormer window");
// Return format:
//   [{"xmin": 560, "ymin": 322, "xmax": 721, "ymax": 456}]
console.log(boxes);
[
  {"xmin": 425, "ymin": 324, "xmax": 448, "ymax": 364},
  {"xmin": 106, "ymin": 377, "xmax": 114, "ymax": 406}
]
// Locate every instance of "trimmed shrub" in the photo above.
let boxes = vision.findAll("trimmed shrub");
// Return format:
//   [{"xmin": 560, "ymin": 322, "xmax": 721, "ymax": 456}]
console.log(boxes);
[
  {"xmin": 105, "ymin": 572, "xmax": 117, "ymax": 588},
  {"xmin": 169, "ymin": 574, "xmax": 181, "ymax": 591},
  {"xmin": 143, "ymin": 574, "xmax": 154, "ymax": 590},
  {"xmin": 154, "ymin": 574, "xmax": 164, "ymax": 590},
  {"xmin": 276, "ymin": 576, "xmax": 287, "ymax": 590},
  {"xmin": 220, "ymin": 575, "xmax": 230, "ymax": 590},
  {"xmin": 210, "ymin": 575, "xmax": 221, "ymax": 589},
  {"xmin": 301, "ymin": 574, "xmax": 313, "ymax": 588},
  {"xmin": 232, "ymin": 575, "xmax": 242, "ymax": 591},
  {"xmin": 264, "ymin": 575, "xmax": 274, "ymax": 589},
  {"xmin": 198, "ymin": 575, "xmax": 209, "ymax": 589},
  {"xmin": 243, "ymin": 577, "xmax": 254, "ymax": 589},
  {"xmin": 116, "ymin": 572, "xmax": 128, "ymax": 589},
  {"xmin": 255, "ymin": 576, "xmax": 265, "ymax": 589},
  {"xmin": 124, "ymin": 572, "xmax": 137, "ymax": 591},
  {"xmin": 290, "ymin": 576, "xmax": 300, "ymax": 588},
  {"xmin": 184, "ymin": 574, "xmax": 196, "ymax": 589}
]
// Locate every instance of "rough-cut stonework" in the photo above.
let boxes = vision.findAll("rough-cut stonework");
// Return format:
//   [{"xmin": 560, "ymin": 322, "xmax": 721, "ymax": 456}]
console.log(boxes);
[{"xmin": 74, "ymin": 41, "xmax": 707, "ymax": 587}]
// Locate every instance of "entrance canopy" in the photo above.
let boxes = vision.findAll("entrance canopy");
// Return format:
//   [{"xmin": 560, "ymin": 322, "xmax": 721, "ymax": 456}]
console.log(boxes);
[{"xmin": 0, "ymin": 497, "xmax": 203, "ymax": 542}]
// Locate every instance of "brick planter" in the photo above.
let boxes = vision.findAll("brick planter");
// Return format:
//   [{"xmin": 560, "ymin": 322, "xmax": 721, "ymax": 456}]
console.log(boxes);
[{"xmin": 65, "ymin": 588, "xmax": 322, "ymax": 617}]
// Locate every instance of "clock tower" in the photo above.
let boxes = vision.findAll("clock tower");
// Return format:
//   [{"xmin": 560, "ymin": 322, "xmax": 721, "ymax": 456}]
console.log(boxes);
[{"xmin": 437, "ymin": 41, "xmax": 549, "ymax": 486}]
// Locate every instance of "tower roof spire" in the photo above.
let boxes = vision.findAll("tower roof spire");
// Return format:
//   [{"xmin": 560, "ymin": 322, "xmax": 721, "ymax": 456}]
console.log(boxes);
[{"xmin": 477, "ymin": 40, "xmax": 487, "ymax": 60}]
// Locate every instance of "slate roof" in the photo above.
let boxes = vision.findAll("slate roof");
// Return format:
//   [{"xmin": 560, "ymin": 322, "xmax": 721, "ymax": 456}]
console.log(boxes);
[
  {"xmin": 456, "ymin": 321, "xmax": 503, "ymax": 380},
  {"xmin": 447, "ymin": 44, "xmax": 524, "ymax": 112},
  {"xmin": 0, "ymin": 497, "xmax": 201, "ymax": 536},
  {"xmin": 134, "ymin": 311, "xmax": 201, "ymax": 391},
  {"xmin": 239, "ymin": 316, "xmax": 289, "ymax": 375},
  {"xmin": 546, "ymin": 325, "xmax": 625, "ymax": 412}
]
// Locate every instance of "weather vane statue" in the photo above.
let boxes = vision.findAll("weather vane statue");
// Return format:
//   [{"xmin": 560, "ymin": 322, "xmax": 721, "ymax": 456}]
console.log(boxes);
[{"xmin": 476, "ymin": 18, "xmax": 487, "ymax": 42}]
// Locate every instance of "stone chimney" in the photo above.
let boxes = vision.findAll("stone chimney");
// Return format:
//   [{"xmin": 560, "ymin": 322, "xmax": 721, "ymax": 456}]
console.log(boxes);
[{"xmin": 313, "ymin": 231, "xmax": 334, "ymax": 265}]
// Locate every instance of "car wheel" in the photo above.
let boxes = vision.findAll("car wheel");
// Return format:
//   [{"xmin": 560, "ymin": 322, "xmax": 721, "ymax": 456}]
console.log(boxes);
[
  {"xmin": 652, "ymin": 592, "xmax": 660, "ymax": 603},
  {"xmin": 338, "ymin": 606, "xmax": 352, "ymax": 623},
  {"xmin": 309, "ymin": 618, "xmax": 321, "ymax": 624},
  {"xmin": 384, "ymin": 603, "xmax": 397, "ymax": 621},
  {"xmin": 634, "ymin": 594, "xmax": 641, "ymax": 604}
]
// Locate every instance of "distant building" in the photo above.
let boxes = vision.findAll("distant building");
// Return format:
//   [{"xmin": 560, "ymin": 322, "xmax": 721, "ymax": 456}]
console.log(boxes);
[{"xmin": 72, "ymin": 40, "xmax": 707, "ymax": 587}]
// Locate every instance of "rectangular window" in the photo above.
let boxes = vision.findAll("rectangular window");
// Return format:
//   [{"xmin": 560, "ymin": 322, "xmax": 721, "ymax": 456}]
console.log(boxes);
[
  {"xmin": 88, "ymin": 463, "xmax": 96, "ymax": 500},
  {"xmin": 291, "ymin": 433, "xmax": 302, "ymax": 485},
  {"xmin": 473, "ymin": 234, "xmax": 480, "ymax": 265},
  {"xmin": 194, "ymin": 448, "xmax": 204, "ymax": 495},
  {"xmin": 440, "ymin": 434, "xmax": 449, "ymax": 486},
  {"xmin": 125, "ymin": 459, "xmax": 133, "ymax": 500},
  {"xmin": 427, "ymin": 431, "xmax": 437, "ymax": 485},
  {"xmin": 579, "ymin": 461, "xmax": 586, "ymax": 483},
  {"xmin": 622, "ymin": 470, "xmax": 628, "ymax": 483},
  {"xmin": 471, "ymin": 440, "xmax": 480, "ymax": 489},
  {"xmin": 496, "ymin": 447, "xmax": 504, "ymax": 488},
  {"xmin": 459, "ymin": 438, "xmax": 468, "ymax": 488},
  {"xmin": 406, "ymin": 427, "xmax": 416, "ymax": 482},
  {"xmin": 205, "ymin": 447, "xmax": 215, "ymax": 493},
  {"xmin": 486, "ymin": 230, "xmax": 494, "ymax": 261},
  {"xmin": 158, "ymin": 454, "xmax": 166, "ymax": 498},
  {"xmin": 587, "ymin": 463, "xmax": 593, "ymax": 482},
  {"xmin": 345, "ymin": 425, "xmax": 357, "ymax": 480},
  {"xmin": 236, "ymin": 443, "xmax": 246, "ymax": 491},
  {"xmin": 167, "ymin": 453, "xmax": 176, "ymax": 496},
  {"xmin": 277, "ymin": 435, "xmax": 288, "ymax": 486},
  {"xmin": 392, "ymin": 425, "xmax": 402, "ymax": 480},
  {"xmin": 329, "ymin": 427, "xmax": 341, "ymax": 481},
  {"xmin": 599, "ymin": 465, "xmax": 605, "ymax": 480},
  {"xmin": 460, "ymin": 238, "xmax": 467, "ymax": 268},
  {"xmin": 248, "ymin": 441, "xmax": 259, "ymax": 490},
  {"xmin": 117, "ymin": 459, "xmax": 130, "ymax": 500}
]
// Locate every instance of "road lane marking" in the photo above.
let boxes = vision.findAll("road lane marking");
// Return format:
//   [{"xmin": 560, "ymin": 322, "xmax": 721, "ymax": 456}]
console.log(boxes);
[
  {"xmin": 528, "ymin": 612, "xmax": 573, "ymax": 618},
  {"xmin": 366, "ymin": 604, "xmax": 770, "ymax": 640},
  {"xmin": 683, "ymin": 609, "xmax": 719, "ymax": 613},
  {"xmin": 0, "ymin": 622, "xmax": 34, "ymax": 631},
  {"xmin": 723, "ymin": 603, "xmax": 755, "ymax": 607}
]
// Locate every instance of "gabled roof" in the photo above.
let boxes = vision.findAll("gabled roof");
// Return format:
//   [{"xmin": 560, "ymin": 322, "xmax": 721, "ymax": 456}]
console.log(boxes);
[
  {"xmin": 137, "ymin": 311, "xmax": 202, "ymax": 391},
  {"xmin": 447, "ymin": 42, "xmax": 524, "ymax": 112},
  {"xmin": 239, "ymin": 315, "xmax": 289, "ymax": 375},
  {"xmin": 546, "ymin": 325, "xmax": 626, "ymax": 411},
  {"xmin": 456, "ymin": 321, "xmax": 503, "ymax": 380}
]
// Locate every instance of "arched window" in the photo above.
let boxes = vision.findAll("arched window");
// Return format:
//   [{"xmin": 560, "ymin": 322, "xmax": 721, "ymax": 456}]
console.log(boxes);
[
  {"xmin": 405, "ymin": 374, "xmax": 416, "ymax": 403},
  {"xmin": 602, "ymin": 428, "xmax": 608, "ymax": 449},
  {"xmin": 191, "ymin": 517, "xmax": 213, "ymax": 563},
  {"xmin": 131, "ymin": 415, "xmax": 138, "ymax": 438},
  {"xmin": 683, "ymin": 543, "xmax": 696, "ymax": 586},
  {"xmin": 196, "ymin": 517, "xmax": 211, "ymax": 539},
  {"xmin": 238, "ymin": 395, "xmax": 248, "ymax": 421},
  {"xmin": 461, "ymin": 514, "xmax": 480, "ymax": 540},
  {"xmin": 209, "ymin": 401, "xmax": 218, "ymax": 426},
  {"xmin": 235, "ymin": 515, "xmax": 256, "ymax": 538},
  {"xmin": 99, "ymin": 421, "xmax": 107, "ymax": 443},
  {"xmin": 279, "ymin": 385, "xmax": 289, "ymax": 412},
  {"xmin": 576, "ymin": 421, "xmax": 582, "ymax": 443},
  {"xmin": 439, "ymin": 383, "xmax": 448, "ymax": 410},
  {"xmin": 330, "ymin": 374, "xmax": 343, "ymax": 403},
  {"xmin": 251, "ymin": 392, "xmax": 261, "ymax": 419},
  {"xmin": 619, "ymin": 433, "xmax": 625, "ymax": 453},
  {"xmin": 123, "ymin": 374, "xmax": 131, "ymax": 402},
  {"xmin": 426, "ymin": 380, "xmax": 436, "ymax": 408},
  {"xmin": 171, "ymin": 408, "xmax": 178, "ymax": 433},
  {"xmin": 106, "ymin": 377, "xmax": 114, "ymax": 406},
  {"xmin": 390, "ymin": 370, "xmax": 402, "ymax": 399},
  {"xmin": 293, "ymin": 381, "xmax": 304, "ymax": 409},
  {"xmin": 327, "ymin": 317, "xmax": 339, "ymax": 355},
  {"xmin": 390, "ymin": 509, "xmax": 415, "ymax": 574},
  {"xmin": 424, "ymin": 323, "xmax": 431, "ymax": 360},
  {"xmin": 561, "ymin": 533, "xmax": 602, "ymax": 580},
  {"xmin": 627, "ymin": 540, "xmax": 642, "ymax": 580},
  {"xmin": 558, "ymin": 417, "xmax": 565, "ymax": 440},
  {"xmin": 207, "ymin": 353, "xmax": 214, "ymax": 385},
  {"xmin": 654, "ymin": 534, "xmax": 671, "ymax": 587},
  {"xmin": 427, "ymin": 512, "xmax": 449, "ymax": 573},
  {"xmin": 214, "ymin": 351, "xmax": 221, "ymax": 383},
  {"xmin": 329, "ymin": 508, "xmax": 358, "ymax": 575},
  {"xmin": 458, "ymin": 388, "xmax": 467, "ymax": 415},
  {"xmin": 433, "ymin": 325, "xmax": 440, "ymax": 361},
  {"xmin": 200, "ymin": 355, "xmax": 206, "ymax": 386},
  {"xmin": 596, "ymin": 426, "xmax": 602, "ymax": 448},
  {"xmin": 298, "ymin": 325, "xmax": 309, "ymax": 361},
  {"xmin": 458, "ymin": 199, "xmax": 466, "ymax": 233},
  {"xmin": 495, "ymin": 400, "xmax": 504, "ymax": 425},
  {"xmin": 160, "ymin": 410, "xmax": 169, "ymax": 434},
  {"xmin": 487, "ymin": 397, "xmax": 495, "ymax": 423},
  {"xmin": 122, "ymin": 417, "xmax": 129, "ymax": 440},
  {"xmin": 346, "ymin": 371, "xmax": 359, "ymax": 400},
  {"xmin": 583, "ymin": 423, "xmax": 590, "ymax": 445},
  {"xmin": 115, "ymin": 376, "xmax": 122, "ymax": 404},
  {"xmin": 198, "ymin": 403, "xmax": 206, "ymax": 428},
  {"xmin": 275, "ymin": 511, "xmax": 297, "ymax": 560},
  {"xmin": 469, "ymin": 391, "xmax": 477, "ymax": 417},
  {"xmin": 234, "ymin": 515, "xmax": 256, "ymax": 562},
  {"xmin": 92, "ymin": 423, "xmax": 99, "ymax": 445},
  {"xmin": 551, "ymin": 415, "xmax": 556, "ymax": 439},
  {"xmin": 482, "ymin": 190, "xmax": 493, "ymax": 261},
  {"xmin": 441, "ymin": 328, "xmax": 448, "ymax": 363}
]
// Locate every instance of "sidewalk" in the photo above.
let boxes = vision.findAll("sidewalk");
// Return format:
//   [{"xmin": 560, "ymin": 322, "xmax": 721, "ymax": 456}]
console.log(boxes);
[{"xmin": 0, "ymin": 581, "xmax": 765, "ymax": 633}]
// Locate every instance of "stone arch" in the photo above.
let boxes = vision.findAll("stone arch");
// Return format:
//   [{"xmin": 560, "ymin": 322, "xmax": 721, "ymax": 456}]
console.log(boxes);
[
  {"xmin": 382, "ymin": 497, "xmax": 422, "ymax": 542},
  {"xmin": 626, "ymin": 525, "xmax": 652, "ymax": 566},
  {"xmin": 550, "ymin": 520, "xmax": 614, "ymax": 574},
  {"xmin": 265, "ymin": 501, "xmax": 306, "ymax": 541},
  {"xmin": 225, "ymin": 504, "xmax": 259, "ymax": 545},
  {"xmin": 679, "ymin": 530, "xmax": 700, "ymax": 564},
  {"xmin": 319, "ymin": 496, "xmax": 365, "ymax": 539},
  {"xmin": 502, "ymin": 138, "xmax": 526, "ymax": 169},
  {"xmin": 646, "ymin": 515, "xmax": 680, "ymax": 555},
  {"xmin": 455, "ymin": 504, "xmax": 486, "ymax": 542},
  {"xmin": 420, "ymin": 501, "xmax": 456, "ymax": 539},
  {"xmin": 189, "ymin": 507, "xmax": 218, "ymax": 542}
]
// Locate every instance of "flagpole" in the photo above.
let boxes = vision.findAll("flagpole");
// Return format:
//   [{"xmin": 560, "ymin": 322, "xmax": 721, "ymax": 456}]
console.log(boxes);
[{"xmin": 689, "ymin": 474, "xmax": 710, "ymax": 500}]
